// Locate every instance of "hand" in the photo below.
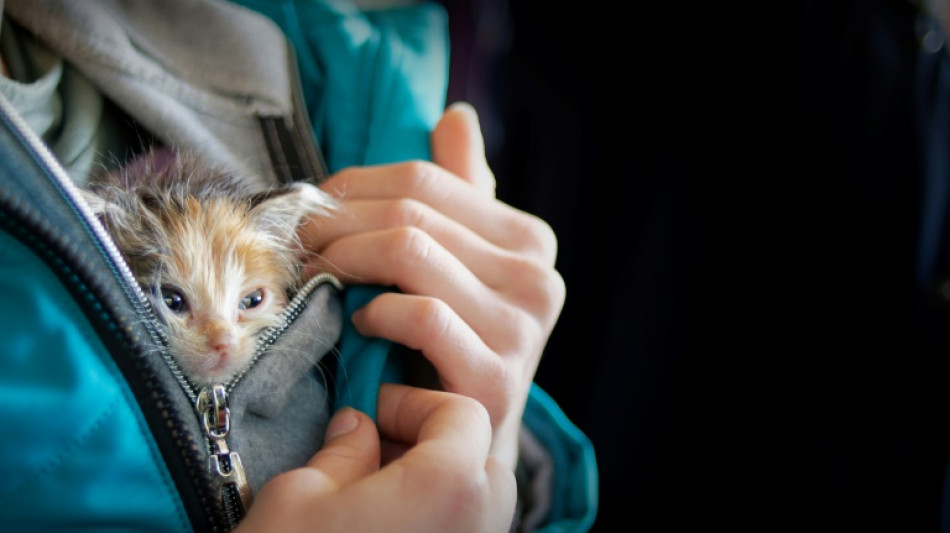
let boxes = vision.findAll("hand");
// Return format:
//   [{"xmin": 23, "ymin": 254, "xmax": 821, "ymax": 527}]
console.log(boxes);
[
  {"xmin": 301, "ymin": 102, "xmax": 565, "ymax": 470},
  {"xmin": 236, "ymin": 384, "xmax": 516, "ymax": 533}
]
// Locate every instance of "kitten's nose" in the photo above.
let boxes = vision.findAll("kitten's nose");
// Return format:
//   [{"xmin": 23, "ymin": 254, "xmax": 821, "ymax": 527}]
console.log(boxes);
[
  {"xmin": 200, "ymin": 320, "xmax": 235, "ymax": 358},
  {"xmin": 210, "ymin": 338, "xmax": 235, "ymax": 358}
]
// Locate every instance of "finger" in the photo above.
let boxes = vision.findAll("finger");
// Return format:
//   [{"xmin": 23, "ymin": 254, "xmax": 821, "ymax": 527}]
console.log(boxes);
[
  {"xmin": 310, "ymin": 226, "xmax": 491, "ymax": 317},
  {"xmin": 485, "ymin": 455, "xmax": 519, "ymax": 529},
  {"xmin": 303, "ymin": 407, "xmax": 381, "ymax": 491},
  {"xmin": 239, "ymin": 407, "xmax": 384, "ymax": 530},
  {"xmin": 319, "ymin": 163, "xmax": 556, "ymax": 264},
  {"xmin": 352, "ymin": 293, "xmax": 514, "ymax": 420},
  {"xmin": 431, "ymin": 101, "xmax": 496, "ymax": 195},
  {"xmin": 369, "ymin": 384, "xmax": 514, "ymax": 531},
  {"xmin": 309, "ymin": 227, "xmax": 549, "ymax": 346},
  {"xmin": 300, "ymin": 198, "xmax": 530, "ymax": 290},
  {"xmin": 310, "ymin": 223, "xmax": 562, "ymax": 337},
  {"xmin": 375, "ymin": 384, "xmax": 493, "ymax": 464}
]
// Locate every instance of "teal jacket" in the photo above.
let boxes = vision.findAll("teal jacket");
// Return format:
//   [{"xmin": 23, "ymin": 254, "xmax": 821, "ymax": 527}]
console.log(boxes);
[{"xmin": 0, "ymin": 0, "xmax": 597, "ymax": 530}]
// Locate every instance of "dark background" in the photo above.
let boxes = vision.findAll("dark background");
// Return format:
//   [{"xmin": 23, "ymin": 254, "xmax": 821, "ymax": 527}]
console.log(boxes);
[
  {"xmin": 434, "ymin": 1, "xmax": 751, "ymax": 530},
  {"xmin": 436, "ymin": 1, "xmax": 744, "ymax": 530},
  {"xmin": 438, "ymin": 1, "xmax": 950, "ymax": 531}
]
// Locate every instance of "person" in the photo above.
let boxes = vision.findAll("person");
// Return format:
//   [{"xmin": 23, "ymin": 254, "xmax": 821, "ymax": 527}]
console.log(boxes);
[{"xmin": 0, "ymin": 0, "xmax": 596, "ymax": 531}]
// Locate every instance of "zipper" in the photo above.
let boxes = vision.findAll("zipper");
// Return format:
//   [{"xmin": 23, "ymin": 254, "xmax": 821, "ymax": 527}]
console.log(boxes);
[
  {"xmin": 260, "ymin": 38, "xmax": 331, "ymax": 187},
  {"xmin": 196, "ymin": 383, "xmax": 250, "ymax": 529},
  {"xmin": 194, "ymin": 272, "xmax": 343, "ymax": 529},
  {"xmin": 0, "ymin": 95, "xmax": 222, "ymax": 528},
  {"xmin": 197, "ymin": 36, "xmax": 342, "ymax": 523},
  {"xmin": 0, "ymin": 93, "xmax": 202, "ymax": 402},
  {"xmin": 226, "ymin": 272, "xmax": 343, "ymax": 392},
  {"xmin": 0, "ymin": 93, "xmax": 203, "ymax": 403},
  {"xmin": 0, "ymin": 32, "xmax": 338, "ymax": 531}
]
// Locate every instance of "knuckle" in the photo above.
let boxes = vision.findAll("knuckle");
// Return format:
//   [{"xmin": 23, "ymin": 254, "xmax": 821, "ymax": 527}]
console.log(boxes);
[
  {"xmin": 410, "ymin": 297, "xmax": 454, "ymax": 340},
  {"xmin": 543, "ymin": 268, "xmax": 567, "ymax": 322},
  {"xmin": 316, "ymin": 446, "xmax": 364, "ymax": 467},
  {"xmin": 446, "ymin": 474, "xmax": 492, "ymax": 518},
  {"xmin": 419, "ymin": 464, "xmax": 491, "ymax": 525},
  {"xmin": 388, "ymin": 226, "xmax": 434, "ymax": 270},
  {"xmin": 504, "ymin": 254, "xmax": 546, "ymax": 289},
  {"xmin": 447, "ymin": 392, "xmax": 493, "ymax": 431},
  {"xmin": 505, "ymin": 212, "xmax": 558, "ymax": 262},
  {"xmin": 507, "ymin": 314, "xmax": 542, "ymax": 357},
  {"xmin": 398, "ymin": 160, "xmax": 440, "ymax": 194},
  {"xmin": 384, "ymin": 198, "xmax": 428, "ymax": 229},
  {"xmin": 500, "ymin": 257, "xmax": 566, "ymax": 329}
]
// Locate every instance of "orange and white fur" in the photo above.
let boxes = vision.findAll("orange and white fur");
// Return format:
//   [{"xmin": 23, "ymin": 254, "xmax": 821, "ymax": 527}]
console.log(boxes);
[{"xmin": 80, "ymin": 149, "xmax": 336, "ymax": 386}]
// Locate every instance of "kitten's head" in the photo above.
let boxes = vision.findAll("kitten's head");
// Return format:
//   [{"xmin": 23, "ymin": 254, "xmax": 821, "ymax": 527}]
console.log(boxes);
[{"xmin": 81, "ymin": 149, "xmax": 337, "ymax": 385}]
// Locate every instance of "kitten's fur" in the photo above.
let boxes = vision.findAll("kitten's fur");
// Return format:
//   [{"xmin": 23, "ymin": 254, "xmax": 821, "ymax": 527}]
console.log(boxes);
[{"xmin": 81, "ymin": 148, "xmax": 336, "ymax": 386}]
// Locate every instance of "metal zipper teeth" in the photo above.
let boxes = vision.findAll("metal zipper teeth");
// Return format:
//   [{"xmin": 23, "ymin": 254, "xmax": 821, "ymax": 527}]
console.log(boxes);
[
  {"xmin": 0, "ymin": 95, "xmax": 219, "ymax": 530},
  {"xmin": 222, "ymin": 486, "xmax": 243, "ymax": 530},
  {"xmin": 0, "ymin": 198, "xmax": 219, "ymax": 530},
  {"xmin": 232, "ymin": 38, "xmax": 337, "ymax": 393},
  {"xmin": 0, "ymin": 100, "xmax": 157, "ymax": 345},
  {"xmin": 202, "ymin": 272, "xmax": 342, "ymax": 531},
  {"xmin": 225, "ymin": 271, "xmax": 343, "ymax": 393},
  {"xmin": 0, "ymin": 97, "xmax": 201, "ymax": 403}
]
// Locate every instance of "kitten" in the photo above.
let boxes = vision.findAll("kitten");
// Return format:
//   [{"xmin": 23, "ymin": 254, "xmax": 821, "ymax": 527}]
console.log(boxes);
[{"xmin": 80, "ymin": 148, "xmax": 337, "ymax": 386}]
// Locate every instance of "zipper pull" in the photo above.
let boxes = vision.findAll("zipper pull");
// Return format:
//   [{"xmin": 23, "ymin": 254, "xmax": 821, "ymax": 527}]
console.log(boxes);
[{"xmin": 197, "ymin": 385, "xmax": 253, "ymax": 526}]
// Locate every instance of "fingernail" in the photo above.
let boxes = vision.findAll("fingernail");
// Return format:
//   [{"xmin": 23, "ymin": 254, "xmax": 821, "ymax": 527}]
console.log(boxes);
[
  {"xmin": 350, "ymin": 308, "xmax": 365, "ymax": 328},
  {"xmin": 325, "ymin": 407, "xmax": 360, "ymax": 441},
  {"xmin": 447, "ymin": 101, "xmax": 479, "ymax": 119}
]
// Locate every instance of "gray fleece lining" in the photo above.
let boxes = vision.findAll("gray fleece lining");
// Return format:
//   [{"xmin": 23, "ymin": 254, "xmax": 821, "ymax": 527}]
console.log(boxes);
[
  {"xmin": 228, "ymin": 283, "xmax": 343, "ymax": 492},
  {"xmin": 518, "ymin": 425, "xmax": 554, "ymax": 532},
  {"xmin": 150, "ymin": 281, "xmax": 343, "ymax": 497},
  {"xmin": 5, "ymin": 0, "xmax": 295, "ymax": 188}
]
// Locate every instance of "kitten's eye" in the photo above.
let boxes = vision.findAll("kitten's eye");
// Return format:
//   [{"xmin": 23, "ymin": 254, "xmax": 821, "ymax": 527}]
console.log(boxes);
[
  {"xmin": 161, "ymin": 288, "xmax": 188, "ymax": 314},
  {"xmin": 239, "ymin": 289, "xmax": 264, "ymax": 310}
]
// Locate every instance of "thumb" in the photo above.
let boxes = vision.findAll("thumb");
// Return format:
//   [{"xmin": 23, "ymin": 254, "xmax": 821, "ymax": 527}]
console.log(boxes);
[
  {"xmin": 305, "ymin": 407, "xmax": 381, "ymax": 490},
  {"xmin": 431, "ymin": 101, "xmax": 496, "ymax": 195},
  {"xmin": 234, "ymin": 408, "xmax": 383, "ymax": 531}
]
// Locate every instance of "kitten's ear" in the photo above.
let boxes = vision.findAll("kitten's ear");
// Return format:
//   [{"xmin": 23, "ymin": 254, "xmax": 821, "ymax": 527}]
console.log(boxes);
[
  {"xmin": 249, "ymin": 183, "xmax": 337, "ymax": 245},
  {"xmin": 77, "ymin": 187, "xmax": 129, "ymax": 230},
  {"xmin": 77, "ymin": 188, "xmax": 110, "ymax": 217}
]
